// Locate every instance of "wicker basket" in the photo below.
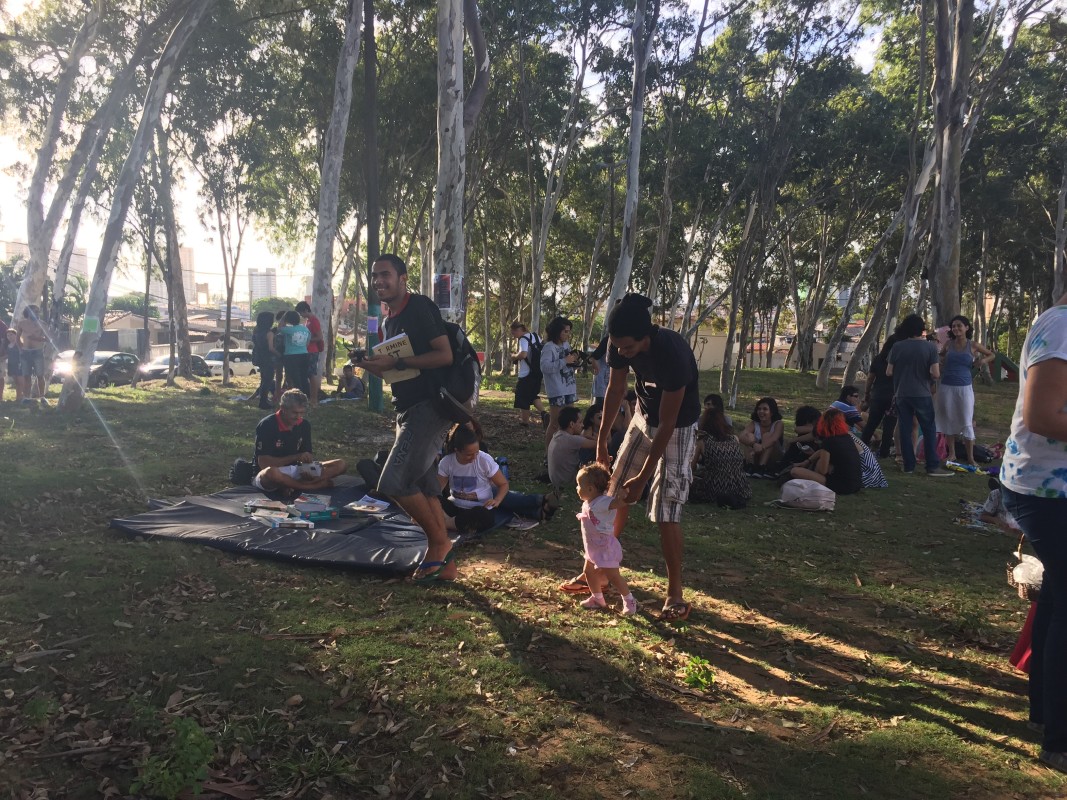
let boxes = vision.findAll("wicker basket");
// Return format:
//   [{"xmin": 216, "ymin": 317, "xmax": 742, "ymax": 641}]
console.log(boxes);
[{"xmin": 1007, "ymin": 534, "xmax": 1042, "ymax": 602}]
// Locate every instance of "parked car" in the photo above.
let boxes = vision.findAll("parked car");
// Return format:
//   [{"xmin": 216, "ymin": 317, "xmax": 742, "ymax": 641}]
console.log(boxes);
[
  {"xmin": 139, "ymin": 355, "xmax": 212, "ymax": 380},
  {"xmin": 203, "ymin": 348, "xmax": 257, "ymax": 377},
  {"xmin": 52, "ymin": 350, "xmax": 141, "ymax": 388}
]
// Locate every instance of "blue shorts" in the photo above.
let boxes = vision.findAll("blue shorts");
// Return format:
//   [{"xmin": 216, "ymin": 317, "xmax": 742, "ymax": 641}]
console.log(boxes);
[
  {"xmin": 20, "ymin": 348, "xmax": 44, "ymax": 378},
  {"xmin": 549, "ymin": 394, "xmax": 577, "ymax": 408},
  {"xmin": 306, "ymin": 352, "xmax": 321, "ymax": 377}
]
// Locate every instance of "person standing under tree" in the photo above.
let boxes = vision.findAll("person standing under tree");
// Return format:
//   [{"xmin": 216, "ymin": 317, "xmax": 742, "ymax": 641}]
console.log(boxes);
[
  {"xmin": 595, "ymin": 293, "xmax": 701, "ymax": 622},
  {"xmin": 887, "ymin": 313, "xmax": 953, "ymax": 477},
  {"xmin": 510, "ymin": 321, "xmax": 546, "ymax": 427},
  {"xmin": 15, "ymin": 304, "xmax": 48, "ymax": 401},
  {"xmin": 358, "ymin": 254, "xmax": 457, "ymax": 582},
  {"xmin": 296, "ymin": 301, "xmax": 325, "ymax": 405},
  {"xmin": 936, "ymin": 314, "xmax": 994, "ymax": 466}
]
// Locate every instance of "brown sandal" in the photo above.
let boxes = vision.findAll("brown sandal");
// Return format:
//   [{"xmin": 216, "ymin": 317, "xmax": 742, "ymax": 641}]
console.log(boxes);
[{"xmin": 660, "ymin": 602, "xmax": 692, "ymax": 622}]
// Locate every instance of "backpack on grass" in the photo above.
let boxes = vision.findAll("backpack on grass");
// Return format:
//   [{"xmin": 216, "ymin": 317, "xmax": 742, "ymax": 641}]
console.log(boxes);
[{"xmin": 776, "ymin": 479, "xmax": 836, "ymax": 511}]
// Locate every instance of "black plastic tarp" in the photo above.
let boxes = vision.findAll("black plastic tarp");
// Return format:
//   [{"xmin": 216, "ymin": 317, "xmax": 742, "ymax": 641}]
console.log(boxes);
[{"xmin": 110, "ymin": 477, "xmax": 511, "ymax": 575}]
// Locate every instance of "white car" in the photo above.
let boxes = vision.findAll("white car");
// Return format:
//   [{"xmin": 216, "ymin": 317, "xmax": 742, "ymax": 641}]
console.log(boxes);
[{"xmin": 203, "ymin": 348, "xmax": 257, "ymax": 377}]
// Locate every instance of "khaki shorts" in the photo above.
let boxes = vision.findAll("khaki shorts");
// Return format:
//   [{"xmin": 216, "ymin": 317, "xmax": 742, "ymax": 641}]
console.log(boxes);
[{"xmin": 609, "ymin": 416, "xmax": 696, "ymax": 524}]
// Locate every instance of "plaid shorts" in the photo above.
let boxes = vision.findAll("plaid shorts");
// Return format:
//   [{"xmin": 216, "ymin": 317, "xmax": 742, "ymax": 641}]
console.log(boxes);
[{"xmin": 609, "ymin": 415, "xmax": 696, "ymax": 524}]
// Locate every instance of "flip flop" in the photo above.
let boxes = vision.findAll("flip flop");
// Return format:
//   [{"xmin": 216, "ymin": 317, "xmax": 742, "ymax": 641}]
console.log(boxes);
[
  {"xmin": 558, "ymin": 576, "xmax": 591, "ymax": 595},
  {"xmin": 660, "ymin": 601, "xmax": 692, "ymax": 623},
  {"xmin": 412, "ymin": 548, "xmax": 456, "ymax": 584}
]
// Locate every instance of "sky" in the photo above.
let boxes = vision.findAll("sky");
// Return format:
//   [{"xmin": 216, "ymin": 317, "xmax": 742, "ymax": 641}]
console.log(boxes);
[{"xmin": 0, "ymin": 0, "xmax": 884, "ymax": 306}]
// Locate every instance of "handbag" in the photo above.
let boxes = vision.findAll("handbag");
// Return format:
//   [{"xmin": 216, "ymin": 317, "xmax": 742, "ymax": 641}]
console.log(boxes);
[{"xmin": 1006, "ymin": 533, "xmax": 1042, "ymax": 602}]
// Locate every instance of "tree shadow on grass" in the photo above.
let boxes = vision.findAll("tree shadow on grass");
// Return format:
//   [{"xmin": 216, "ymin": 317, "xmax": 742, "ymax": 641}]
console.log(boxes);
[{"xmin": 435, "ymin": 585, "xmax": 1043, "ymax": 800}]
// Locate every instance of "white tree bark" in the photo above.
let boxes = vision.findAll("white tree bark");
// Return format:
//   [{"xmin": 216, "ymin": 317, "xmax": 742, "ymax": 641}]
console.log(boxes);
[
  {"xmin": 530, "ymin": 39, "xmax": 591, "ymax": 334},
  {"xmin": 606, "ymin": 0, "xmax": 659, "ymax": 310},
  {"xmin": 433, "ymin": 0, "xmax": 466, "ymax": 322},
  {"xmin": 59, "ymin": 1, "xmax": 217, "ymax": 410},
  {"xmin": 16, "ymin": 0, "xmax": 104, "ymax": 320},
  {"xmin": 19, "ymin": 0, "xmax": 191, "ymax": 324},
  {"xmin": 155, "ymin": 123, "xmax": 192, "ymax": 381},
  {"xmin": 311, "ymin": 0, "xmax": 363, "ymax": 354}
]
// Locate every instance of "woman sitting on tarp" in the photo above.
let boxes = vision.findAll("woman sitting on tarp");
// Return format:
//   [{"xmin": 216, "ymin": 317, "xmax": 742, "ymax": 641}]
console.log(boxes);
[{"xmin": 438, "ymin": 425, "xmax": 560, "ymax": 533}]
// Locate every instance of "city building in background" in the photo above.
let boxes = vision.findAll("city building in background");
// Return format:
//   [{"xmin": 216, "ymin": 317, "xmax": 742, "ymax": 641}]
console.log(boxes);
[
  {"xmin": 248, "ymin": 268, "xmax": 277, "ymax": 308},
  {"xmin": 1, "ymin": 239, "xmax": 88, "ymax": 281}
]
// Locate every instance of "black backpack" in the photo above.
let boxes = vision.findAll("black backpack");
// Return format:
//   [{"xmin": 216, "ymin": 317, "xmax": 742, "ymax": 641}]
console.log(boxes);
[
  {"xmin": 523, "ymin": 333, "xmax": 544, "ymax": 381},
  {"xmin": 434, "ymin": 322, "xmax": 482, "ymax": 423}
]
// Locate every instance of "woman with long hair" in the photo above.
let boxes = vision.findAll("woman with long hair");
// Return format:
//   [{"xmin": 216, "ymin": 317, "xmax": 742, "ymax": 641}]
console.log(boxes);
[
  {"xmin": 861, "ymin": 333, "xmax": 900, "ymax": 458},
  {"xmin": 541, "ymin": 316, "xmax": 581, "ymax": 447},
  {"xmin": 789, "ymin": 408, "xmax": 863, "ymax": 495},
  {"xmin": 251, "ymin": 311, "xmax": 276, "ymax": 410},
  {"xmin": 689, "ymin": 407, "xmax": 750, "ymax": 508},
  {"xmin": 935, "ymin": 315, "xmax": 994, "ymax": 465},
  {"xmin": 738, "ymin": 396, "xmax": 785, "ymax": 475},
  {"xmin": 438, "ymin": 425, "xmax": 559, "ymax": 533}
]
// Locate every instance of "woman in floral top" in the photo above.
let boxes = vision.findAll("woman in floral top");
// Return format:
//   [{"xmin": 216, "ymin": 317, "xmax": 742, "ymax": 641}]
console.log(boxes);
[{"xmin": 1000, "ymin": 293, "xmax": 1067, "ymax": 774}]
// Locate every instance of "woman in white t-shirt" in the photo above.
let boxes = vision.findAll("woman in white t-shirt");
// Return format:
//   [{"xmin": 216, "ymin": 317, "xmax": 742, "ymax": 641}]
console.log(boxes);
[
  {"xmin": 1000, "ymin": 294, "xmax": 1067, "ymax": 774},
  {"xmin": 438, "ymin": 425, "xmax": 559, "ymax": 533}
]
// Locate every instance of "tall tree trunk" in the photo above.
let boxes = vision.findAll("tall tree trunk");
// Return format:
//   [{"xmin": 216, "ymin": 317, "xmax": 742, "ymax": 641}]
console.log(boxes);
[
  {"xmin": 433, "ymin": 0, "xmax": 467, "ymax": 323},
  {"xmin": 311, "ymin": 0, "xmax": 363, "ymax": 397},
  {"xmin": 60, "ymin": 1, "xmax": 216, "ymax": 411},
  {"xmin": 930, "ymin": 0, "xmax": 973, "ymax": 327},
  {"xmin": 581, "ymin": 193, "xmax": 610, "ymax": 352},
  {"xmin": 719, "ymin": 196, "xmax": 757, "ymax": 395},
  {"xmin": 1052, "ymin": 150, "xmax": 1067, "ymax": 305},
  {"xmin": 16, "ymin": 0, "xmax": 104, "ymax": 320},
  {"xmin": 646, "ymin": 109, "xmax": 675, "ymax": 301},
  {"xmin": 155, "ymin": 124, "xmax": 192, "ymax": 381},
  {"xmin": 21, "ymin": 0, "xmax": 191, "ymax": 324},
  {"xmin": 815, "ymin": 198, "xmax": 910, "ymax": 389},
  {"xmin": 606, "ymin": 0, "xmax": 660, "ymax": 309},
  {"xmin": 462, "ymin": 0, "xmax": 489, "ymax": 140},
  {"xmin": 364, "ymin": 0, "xmax": 384, "ymax": 412}
]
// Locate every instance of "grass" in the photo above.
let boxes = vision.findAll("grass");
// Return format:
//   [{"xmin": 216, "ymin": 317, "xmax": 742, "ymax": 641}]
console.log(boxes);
[{"xmin": 0, "ymin": 368, "xmax": 1058, "ymax": 799}]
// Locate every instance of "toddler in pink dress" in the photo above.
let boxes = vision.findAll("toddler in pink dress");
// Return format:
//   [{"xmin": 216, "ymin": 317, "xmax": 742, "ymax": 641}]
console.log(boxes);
[{"xmin": 575, "ymin": 463, "xmax": 637, "ymax": 615}]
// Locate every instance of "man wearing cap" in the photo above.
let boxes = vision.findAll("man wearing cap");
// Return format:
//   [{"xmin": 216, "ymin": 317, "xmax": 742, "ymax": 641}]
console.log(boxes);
[{"xmin": 253, "ymin": 388, "xmax": 346, "ymax": 493}]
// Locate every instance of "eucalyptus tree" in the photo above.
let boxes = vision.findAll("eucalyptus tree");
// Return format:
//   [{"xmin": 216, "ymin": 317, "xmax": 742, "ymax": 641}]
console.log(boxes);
[
  {"xmin": 3, "ymin": 0, "xmax": 193, "ymax": 336},
  {"xmin": 311, "ymin": 0, "xmax": 363, "ymax": 392},
  {"xmin": 59, "ymin": 0, "xmax": 217, "ymax": 410}
]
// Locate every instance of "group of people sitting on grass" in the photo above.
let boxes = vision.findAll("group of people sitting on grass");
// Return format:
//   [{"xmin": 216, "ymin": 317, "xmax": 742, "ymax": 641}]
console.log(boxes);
[{"xmin": 688, "ymin": 392, "xmax": 887, "ymax": 507}]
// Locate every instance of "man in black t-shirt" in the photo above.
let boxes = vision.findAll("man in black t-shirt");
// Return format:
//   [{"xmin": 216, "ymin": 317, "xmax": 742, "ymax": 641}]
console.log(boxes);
[
  {"xmin": 253, "ymin": 389, "xmax": 347, "ymax": 493},
  {"xmin": 593, "ymin": 294, "xmax": 701, "ymax": 622},
  {"xmin": 359, "ymin": 254, "xmax": 457, "ymax": 582}
]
